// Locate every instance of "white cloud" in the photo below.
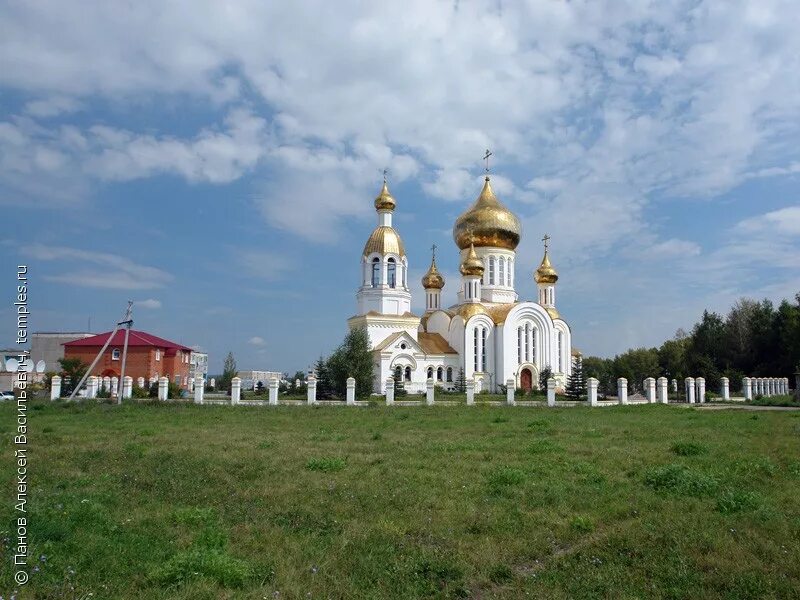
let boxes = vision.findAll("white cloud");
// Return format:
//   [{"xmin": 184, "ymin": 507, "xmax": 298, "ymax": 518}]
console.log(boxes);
[
  {"xmin": 24, "ymin": 244, "xmax": 173, "ymax": 289},
  {"xmin": 735, "ymin": 206, "xmax": 800, "ymax": 236},
  {"xmin": 135, "ymin": 299, "xmax": 162, "ymax": 309},
  {"xmin": 24, "ymin": 96, "xmax": 82, "ymax": 118},
  {"xmin": 248, "ymin": 336, "xmax": 265, "ymax": 346}
]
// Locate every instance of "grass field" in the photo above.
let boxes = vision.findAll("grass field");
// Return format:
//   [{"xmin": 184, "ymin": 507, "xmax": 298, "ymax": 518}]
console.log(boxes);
[{"xmin": 2, "ymin": 400, "xmax": 800, "ymax": 599}]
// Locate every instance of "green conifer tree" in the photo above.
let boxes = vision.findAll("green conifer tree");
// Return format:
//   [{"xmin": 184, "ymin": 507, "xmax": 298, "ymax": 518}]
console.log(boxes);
[{"xmin": 565, "ymin": 354, "xmax": 587, "ymax": 401}]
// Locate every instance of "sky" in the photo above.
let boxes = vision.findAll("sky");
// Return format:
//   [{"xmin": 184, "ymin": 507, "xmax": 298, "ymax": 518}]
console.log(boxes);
[{"xmin": 1, "ymin": 0, "xmax": 799, "ymax": 374}]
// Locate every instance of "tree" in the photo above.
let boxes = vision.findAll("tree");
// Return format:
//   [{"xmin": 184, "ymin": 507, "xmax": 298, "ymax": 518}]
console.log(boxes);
[
  {"xmin": 454, "ymin": 367, "xmax": 467, "ymax": 393},
  {"xmin": 565, "ymin": 354, "xmax": 587, "ymax": 400},
  {"xmin": 328, "ymin": 327, "xmax": 374, "ymax": 399},
  {"xmin": 313, "ymin": 356, "xmax": 333, "ymax": 399},
  {"xmin": 583, "ymin": 356, "xmax": 614, "ymax": 397},
  {"xmin": 290, "ymin": 371, "xmax": 307, "ymax": 394},
  {"xmin": 219, "ymin": 352, "xmax": 237, "ymax": 394},
  {"xmin": 58, "ymin": 357, "xmax": 88, "ymax": 395},
  {"xmin": 539, "ymin": 366, "xmax": 552, "ymax": 391}
]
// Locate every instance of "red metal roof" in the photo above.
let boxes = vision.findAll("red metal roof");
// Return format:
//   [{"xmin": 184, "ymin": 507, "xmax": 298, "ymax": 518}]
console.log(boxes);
[{"xmin": 63, "ymin": 330, "xmax": 192, "ymax": 351}]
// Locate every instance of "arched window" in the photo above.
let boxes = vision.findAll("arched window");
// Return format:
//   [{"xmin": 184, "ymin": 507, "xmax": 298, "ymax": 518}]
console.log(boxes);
[
  {"xmin": 473, "ymin": 328, "xmax": 479, "ymax": 371},
  {"xmin": 525, "ymin": 323, "xmax": 531, "ymax": 362},
  {"xmin": 437, "ymin": 367, "xmax": 443, "ymax": 381},
  {"xmin": 481, "ymin": 327, "xmax": 487, "ymax": 371},
  {"xmin": 387, "ymin": 258, "xmax": 396, "ymax": 288},
  {"xmin": 558, "ymin": 332, "xmax": 563, "ymax": 372},
  {"xmin": 488, "ymin": 256, "xmax": 496, "ymax": 284},
  {"xmin": 112, "ymin": 348, "xmax": 120, "ymax": 360},
  {"xmin": 403, "ymin": 262, "xmax": 407, "ymax": 288},
  {"xmin": 499, "ymin": 257, "xmax": 505, "ymax": 286},
  {"xmin": 405, "ymin": 366, "xmax": 412, "ymax": 381},
  {"xmin": 371, "ymin": 258, "xmax": 380, "ymax": 287},
  {"xmin": 446, "ymin": 367, "xmax": 453, "ymax": 382},
  {"xmin": 532, "ymin": 327, "xmax": 537, "ymax": 363},
  {"xmin": 509, "ymin": 260, "xmax": 513, "ymax": 286},
  {"xmin": 517, "ymin": 327, "xmax": 523, "ymax": 363},
  {"xmin": 427, "ymin": 366, "xmax": 434, "ymax": 379}
]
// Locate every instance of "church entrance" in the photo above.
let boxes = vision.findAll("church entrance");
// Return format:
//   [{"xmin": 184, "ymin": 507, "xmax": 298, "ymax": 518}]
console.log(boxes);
[{"xmin": 520, "ymin": 368, "xmax": 532, "ymax": 392}]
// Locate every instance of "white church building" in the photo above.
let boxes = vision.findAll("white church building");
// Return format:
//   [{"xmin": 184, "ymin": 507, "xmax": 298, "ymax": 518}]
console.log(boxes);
[{"xmin": 347, "ymin": 175, "xmax": 572, "ymax": 394}]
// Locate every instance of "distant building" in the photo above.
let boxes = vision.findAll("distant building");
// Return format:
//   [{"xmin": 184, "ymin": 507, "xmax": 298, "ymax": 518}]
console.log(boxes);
[
  {"xmin": 64, "ymin": 330, "xmax": 192, "ymax": 388},
  {"xmin": 236, "ymin": 370, "xmax": 281, "ymax": 390},
  {"xmin": 190, "ymin": 352, "xmax": 208, "ymax": 381},
  {"xmin": 31, "ymin": 332, "xmax": 94, "ymax": 372}
]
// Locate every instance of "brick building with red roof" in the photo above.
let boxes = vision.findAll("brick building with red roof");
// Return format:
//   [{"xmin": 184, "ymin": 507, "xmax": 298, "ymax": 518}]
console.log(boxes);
[{"xmin": 63, "ymin": 330, "xmax": 193, "ymax": 389}]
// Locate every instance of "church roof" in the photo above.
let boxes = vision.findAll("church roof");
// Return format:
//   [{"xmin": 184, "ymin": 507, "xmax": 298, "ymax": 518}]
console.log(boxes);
[
  {"xmin": 486, "ymin": 303, "xmax": 518, "ymax": 325},
  {"xmin": 363, "ymin": 226, "xmax": 406, "ymax": 257},
  {"xmin": 418, "ymin": 332, "xmax": 458, "ymax": 355},
  {"xmin": 373, "ymin": 331, "xmax": 407, "ymax": 352}
]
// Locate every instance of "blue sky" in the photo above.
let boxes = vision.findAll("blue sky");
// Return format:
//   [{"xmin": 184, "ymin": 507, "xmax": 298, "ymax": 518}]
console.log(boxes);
[{"xmin": 1, "ymin": 1, "xmax": 799, "ymax": 374}]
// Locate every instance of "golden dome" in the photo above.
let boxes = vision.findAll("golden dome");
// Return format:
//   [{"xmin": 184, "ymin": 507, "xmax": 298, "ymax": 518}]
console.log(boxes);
[
  {"xmin": 545, "ymin": 306, "xmax": 560, "ymax": 320},
  {"xmin": 374, "ymin": 181, "xmax": 396, "ymax": 211},
  {"xmin": 363, "ymin": 226, "xmax": 406, "ymax": 257},
  {"xmin": 422, "ymin": 254, "xmax": 445, "ymax": 290},
  {"xmin": 453, "ymin": 177, "xmax": 521, "ymax": 250},
  {"xmin": 534, "ymin": 250, "xmax": 558, "ymax": 284},
  {"xmin": 455, "ymin": 303, "xmax": 488, "ymax": 321},
  {"xmin": 459, "ymin": 243, "xmax": 484, "ymax": 277}
]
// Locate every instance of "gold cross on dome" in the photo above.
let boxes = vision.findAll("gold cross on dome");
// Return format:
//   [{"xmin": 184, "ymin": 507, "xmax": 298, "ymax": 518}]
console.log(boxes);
[
  {"xmin": 382, "ymin": 168, "xmax": 388, "ymax": 184},
  {"xmin": 431, "ymin": 243, "xmax": 437, "ymax": 260},
  {"xmin": 483, "ymin": 149, "xmax": 492, "ymax": 174},
  {"xmin": 542, "ymin": 234, "xmax": 550, "ymax": 252}
]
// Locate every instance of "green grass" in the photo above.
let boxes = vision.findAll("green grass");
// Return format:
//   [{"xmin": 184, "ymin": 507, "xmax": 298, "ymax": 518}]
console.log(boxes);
[
  {"xmin": 1, "ymin": 400, "xmax": 800, "ymax": 599},
  {"xmin": 749, "ymin": 394, "xmax": 800, "ymax": 407}
]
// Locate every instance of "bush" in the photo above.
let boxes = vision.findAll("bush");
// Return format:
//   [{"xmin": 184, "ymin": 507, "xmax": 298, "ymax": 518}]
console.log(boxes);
[
  {"xmin": 670, "ymin": 441, "xmax": 708, "ymax": 456},
  {"xmin": 131, "ymin": 385, "xmax": 150, "ymax": 399},
  {"xmin": 643, "ymin": 463, "xmax": 718, "ymax": 497}
]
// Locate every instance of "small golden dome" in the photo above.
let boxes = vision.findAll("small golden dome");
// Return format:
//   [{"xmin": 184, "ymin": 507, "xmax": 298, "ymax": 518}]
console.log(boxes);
[
  {"xmin": 422, "ymin": 254, "xmax": 445, "ymax": 290},
  {"xmin": 534, "ymin": 250, "xmax": 558, "ymax": 284},
  {"xmin": 456, "ymin": 303, "xmax": 488, "ymax": 321},
  {"xmin": 545, "ymin": 306, "xmax": 560, "ymax": 320},
  {"xmin": 453, "ymin": 177, "xmax": 521, "ymax": 251},
  {"xmin": 363, "ymin": 226, "xmax": 406, "ymax": 257},
  {"xmin": 460, "ymin": 243, "xmax": 484, "ymax": 277},
  {"xmin": 374, "ymin": 181, "xmax": 396, "ymax": 211}
]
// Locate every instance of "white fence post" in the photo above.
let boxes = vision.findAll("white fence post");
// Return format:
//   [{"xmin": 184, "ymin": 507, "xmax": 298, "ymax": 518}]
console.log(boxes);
[
  {"xmin": 268, "ymin": 377, "xmax": 279, "ymax": 405},
  {"xmin": 426, "ymin": 378, "xmax": 434, "ymax": 405},
  {"xmin": 122, "ymin": 376, "xmax": 133, "ymax": 399},
  {"xmin": 158, "ymin": 376, "xmax": 169, "ymax": 400},
  {"xmin": 506, "ymin": 378, "xmax": 515, "ymax": 406},
  {"xmin": 137, "ymin": 376, "xmax": 145, "ymax": 389},
  {"xmin": 385, "ymin": 377, "xmax": 394, "ymax": 405},
  {"xmin": 547, "ymin": 377, "xmax": 556, "ymax": 407},
  {"xmin": 306, "ymin": 376, "xmax": 316, "ymax": 405},
  {"xmin": 657, "ymin": 377, "xmax": 668, "ymax": 404},
  {"xmin": 466, "ymin": 378, "xmax": 475, "ymax": 406},
  {"xmin": 720, "ymin": 377, "xmax": 729, "ymax": 401},
  {"xmin": 743, "ymin": 377, "xmax": 752, "ymax": 400},
  {"xmin": 685, "ymin": 377, "xmax": 695, "ymax": 403},
  {"xmin": 50, "ymin": 375, "xmax": 61, "ymax": 400},
  {"xmin": 587, "ymin": 377, "xmax": 598, "ymax": 407},
  {"xmin": 617, "ymin": 378, "xmax": 628, "ymax": 405},
  {"xmin": 231, "ymin": 377, "xmax": 242, "ymax": 405},
  {"xmin": 194, "ymin": 374, "xmax": 204, "ymax": 404},
  {"xmin": 645, "ymin": 377, "xmax": 656, "ymax": 403},
  {"xmin": 696, "ymin": 377, "xmax": 705, "ymax": 403},
  {"xmin": 346, "ymin": 377, "xmax": 356, "ymax": 405},
  {"xmin": 86, "ymin": 375, "xmax": 97, "ymax": 399},
  {"xmin": 111, "ymin": 376, "xmax": 119, "ymax": 397}
]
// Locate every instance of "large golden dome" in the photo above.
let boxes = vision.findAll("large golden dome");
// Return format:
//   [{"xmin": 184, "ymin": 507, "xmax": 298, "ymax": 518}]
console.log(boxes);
[
  {"xmin": 363, "ymin": 226, "xmax": 406, "ymax": 257},
  {"xmin": 374, "ymin": 181, "xmax": 396, "ymax": 211},
  {"xmin": 459, "ymin": 243, "xmax": 484, "ymax": 277},
  {"xmin": 453, "ymin": 177, "xmax": 521, "ymax": 251},
  {"xmin": 534, "ymin": 251, "xmax": 558, "ymax": 284}
]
